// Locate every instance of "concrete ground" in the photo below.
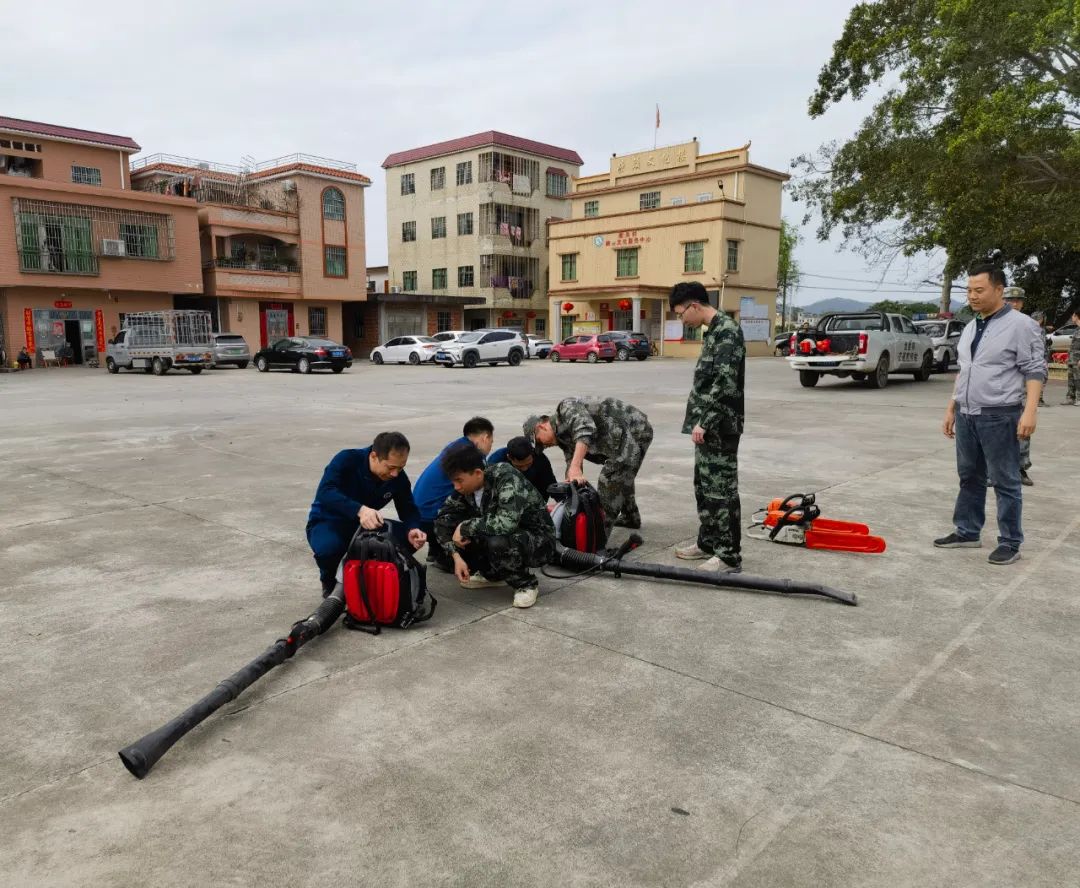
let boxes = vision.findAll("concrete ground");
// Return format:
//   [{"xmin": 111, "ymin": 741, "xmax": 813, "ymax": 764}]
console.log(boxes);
[{"xmin": 1, "ymin": 357, "xmax": 1077, "ymax": 887}]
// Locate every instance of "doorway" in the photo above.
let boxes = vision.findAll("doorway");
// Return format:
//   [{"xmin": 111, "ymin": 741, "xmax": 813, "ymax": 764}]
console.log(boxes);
[{"xmin": 63, "ymin": 320, "xmax": 83, "ymax": 365}]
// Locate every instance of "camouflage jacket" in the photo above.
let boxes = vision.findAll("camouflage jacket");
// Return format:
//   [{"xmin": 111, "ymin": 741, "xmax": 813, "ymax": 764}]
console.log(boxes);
[
  {"xmin": 551, "ymin": 396, "xmax": 651, "ymax": 463},
  {"xmin": 683, "ymin": 312, "xmax": 745, "ymax": 436},
  {"xmin": 434, "ymin": 462, "xmax": 555, "ymax": 553},
  {"xmin": 1070, "ymin": 328, "xmax": 1080, "ymax": 365}
]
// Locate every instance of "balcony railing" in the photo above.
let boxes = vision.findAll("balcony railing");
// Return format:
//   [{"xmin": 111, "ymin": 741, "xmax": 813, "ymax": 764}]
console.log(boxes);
[
  {"xmin": 207, "ymin": 257, "xmax": 300, "ymax": 273},
  {"xmin": 19, "ymin": 249, "xmax": 98, "ymax": 275}
]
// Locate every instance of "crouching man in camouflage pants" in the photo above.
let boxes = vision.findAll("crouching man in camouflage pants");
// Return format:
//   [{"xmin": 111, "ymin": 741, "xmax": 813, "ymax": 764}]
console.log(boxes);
[
  {"xmin": 670, "ymin": 281, "xmax": 746, "ymax": 574},
  {"xmin": 435, "ymin": 441, "xmax": 556, "ymax": 609},
  {"xmin": 525, "ymin": 396, "xmax": 653, "ymax": 534}
]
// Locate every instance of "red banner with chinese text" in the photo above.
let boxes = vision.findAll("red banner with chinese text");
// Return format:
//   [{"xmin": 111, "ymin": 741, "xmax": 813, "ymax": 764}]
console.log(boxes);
[
  {"xmin": 23, "ymin": 308, "xmax": 35, "ymax": 353},
  {"xmin": 95, "ymin": 309, "xmax": 106, "ymax": 353}
]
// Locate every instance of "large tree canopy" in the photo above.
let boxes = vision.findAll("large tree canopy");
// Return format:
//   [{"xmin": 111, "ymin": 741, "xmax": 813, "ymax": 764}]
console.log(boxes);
[{"xmin": 791, "ymin": 0, "xmax": 1080, "ymax": 321}]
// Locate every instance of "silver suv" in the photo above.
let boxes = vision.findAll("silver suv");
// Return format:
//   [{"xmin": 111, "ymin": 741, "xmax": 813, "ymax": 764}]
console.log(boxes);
[
  {"xmin": 210, "ymin": 333, "xmax": 251, "ymax": 369},
  {"xmin": 434, "ymin": 329, "xmax": 527, "ymax": 368}
]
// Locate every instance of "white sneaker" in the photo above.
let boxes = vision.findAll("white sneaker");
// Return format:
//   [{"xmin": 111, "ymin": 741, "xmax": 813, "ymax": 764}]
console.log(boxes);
[
  {"xmin": 513, "ymin": 585, "xmax": 539, "ymax": 608},
  {"xmin": 699, "ymin": 556, "xmax": 742, "ymax": 574},
  {"xmin": 674, "ymin": 541, "xmax": 709, "ymax": 560},
  {"xmin": 459, "ymin": 574, "xmax": 504, "ymax": 590}
]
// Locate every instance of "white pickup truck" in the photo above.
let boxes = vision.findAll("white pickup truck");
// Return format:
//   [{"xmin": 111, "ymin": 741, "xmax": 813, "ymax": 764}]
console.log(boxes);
[{"xmin": 787, "ymin": 312, "xmax": 936, "ymax": 389}]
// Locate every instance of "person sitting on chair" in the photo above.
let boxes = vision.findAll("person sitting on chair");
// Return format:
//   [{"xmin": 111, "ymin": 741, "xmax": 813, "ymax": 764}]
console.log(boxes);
[{"xmin": 17, "ymin": 348, "xmax": 32, "ymax": 370}]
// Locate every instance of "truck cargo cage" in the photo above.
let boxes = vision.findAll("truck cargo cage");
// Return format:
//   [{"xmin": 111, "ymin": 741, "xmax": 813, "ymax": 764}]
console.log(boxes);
[{"xmin": 123, "ymin": 311, "xmax": 213, "ymax": 348}]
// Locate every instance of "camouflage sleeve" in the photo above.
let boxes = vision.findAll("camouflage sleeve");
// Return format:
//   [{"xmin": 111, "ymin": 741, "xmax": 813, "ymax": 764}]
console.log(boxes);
[
  {"xmin": 698, "ymin": 324, "xmax": 745, "ymax": 432},
  {"xmin": 556, "ymin": 398, "xmax": 597, "ymax": 447},
  {"xmin": 434, "ymin": 494, "xmax": 472, "ymax": 552},
  {"xmin": 467, "ymin": 471, "xmax": 529, "ymax": 537}
]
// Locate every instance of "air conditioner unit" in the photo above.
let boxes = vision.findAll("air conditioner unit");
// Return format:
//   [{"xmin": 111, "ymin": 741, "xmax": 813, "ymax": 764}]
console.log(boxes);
[
  {"xmin": 670, "ymin": 197, "xmax": 685, "ymax": 206},
  {"xmin": 101, "ymin": 238, "xmax": 126, "ymax": 257},
  {"xmin": 390, "ymin": 285, "xmax": 401, "ymax": 293}
]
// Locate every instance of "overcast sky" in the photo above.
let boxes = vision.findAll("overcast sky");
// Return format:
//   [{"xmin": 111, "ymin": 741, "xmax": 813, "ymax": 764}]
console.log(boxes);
[{"xmin": 1, "ymin": 0, "xmax": 952, "ymax": 306}]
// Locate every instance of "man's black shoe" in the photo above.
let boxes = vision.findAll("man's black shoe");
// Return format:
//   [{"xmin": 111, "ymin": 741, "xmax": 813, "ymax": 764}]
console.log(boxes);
[
  {"xmin": 1020, "ymin": 470, "xmax": 1033, "ymax": 487},
  {"xmin": 933, "ymin": 533, "xmax": 981, "ymax": 548},
  {"xmin": 613, "ymin": 514, "xmax": 641, "ymax": 529},
  {"xmin": 988, "ymin": 545, "xmax": 1021, "ymax": 565}
]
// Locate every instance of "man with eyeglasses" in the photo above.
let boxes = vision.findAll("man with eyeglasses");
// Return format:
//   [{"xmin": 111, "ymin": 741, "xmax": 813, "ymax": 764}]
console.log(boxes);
[{"xmin": 670, "ymin": 281, "xmax": 746, "ymax": 573}]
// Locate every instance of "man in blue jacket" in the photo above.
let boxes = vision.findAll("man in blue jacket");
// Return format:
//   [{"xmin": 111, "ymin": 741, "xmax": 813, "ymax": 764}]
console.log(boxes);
[
  {"xmin": 412, "ymin": 417, "xmax": 494, "ymax": 570},
  {"xmin": 306, "ymin": 430, "xmax": 426, "ymax": 595}
]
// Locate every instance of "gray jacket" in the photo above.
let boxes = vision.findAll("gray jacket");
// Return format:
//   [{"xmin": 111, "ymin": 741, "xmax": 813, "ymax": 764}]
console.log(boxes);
[{"xmin": 952, "ymin": 305, "xmax": 1047, "ymax": 415}]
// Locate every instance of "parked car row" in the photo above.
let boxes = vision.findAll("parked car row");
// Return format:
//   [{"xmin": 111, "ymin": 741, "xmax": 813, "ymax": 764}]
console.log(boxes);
[{"xmin": 550, "ymin": 331, "xmax": 651, "ymax": 363}]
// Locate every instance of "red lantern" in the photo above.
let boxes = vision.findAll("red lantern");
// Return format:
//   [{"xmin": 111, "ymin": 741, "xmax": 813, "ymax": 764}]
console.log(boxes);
[
  {"xmin": 526, "ymin": 311, "xmax": 537, "ymax": 319},
  {"xmin": 562, "ymin": 302, "xmax": 575, "ymax": 312},
  {"xmin": 618, "ymin": 298, "xmax": 632, "ymax": 311},
  {"xmin": 502, "ymin": 310, "xmax": 514, "ymax": 319}
]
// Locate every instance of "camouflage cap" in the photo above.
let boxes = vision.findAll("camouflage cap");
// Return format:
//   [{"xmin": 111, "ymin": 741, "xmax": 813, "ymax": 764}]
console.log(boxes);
[
  {"xmin": 523, "ymin": 415, "xmax": 544, "ymax": 441},
  {"xmin": 1003, "ymin": 286, "xmax": 1026, "ymax": 302}
]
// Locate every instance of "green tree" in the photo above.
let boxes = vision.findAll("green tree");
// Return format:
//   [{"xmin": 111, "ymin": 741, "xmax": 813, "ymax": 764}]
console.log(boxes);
[
  {"xmin": 867, "ymin": 299, "xmax": 940, "ymax": 315},
  {"xmin": 776, "ymin": 218, "xmax": 802, "ymax": 329},
  {"xmin": 791, "ymin": 0, "xmax": 1080, "ymax": 315}
]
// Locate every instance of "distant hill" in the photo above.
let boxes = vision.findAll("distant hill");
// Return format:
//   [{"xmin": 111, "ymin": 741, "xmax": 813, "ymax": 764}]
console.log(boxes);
[{"xmin": 799, "ymin": 296, "xmax": 965, "ymax": 315}]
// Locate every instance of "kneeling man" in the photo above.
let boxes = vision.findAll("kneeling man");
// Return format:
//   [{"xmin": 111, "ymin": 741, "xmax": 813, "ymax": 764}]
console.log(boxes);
[{"xmin": 435, "ymin": 441, "xmax": 556, "ymax": 608}]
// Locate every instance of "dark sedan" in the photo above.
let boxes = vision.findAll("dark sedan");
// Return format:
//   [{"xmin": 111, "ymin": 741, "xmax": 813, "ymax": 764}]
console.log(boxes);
[
  {"xmin": 253, "ymin": 337, "xmax": 353, "ymax": 374},
  {"xmin": 607, "ymin": 330, "xmax": 651, "ymax": 361}
]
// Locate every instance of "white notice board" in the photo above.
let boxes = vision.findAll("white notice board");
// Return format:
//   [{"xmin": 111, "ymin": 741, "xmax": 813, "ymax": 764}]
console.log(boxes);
[{"xmin": 740, "ymin": 318, "xmax": 770, "ymax": 341}]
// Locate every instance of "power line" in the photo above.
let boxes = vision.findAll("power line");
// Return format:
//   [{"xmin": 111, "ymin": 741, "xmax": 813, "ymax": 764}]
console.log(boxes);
[
  {"xmin": 799, "ymin": 271, "xmax": 965, "ymax": 289},
  {"xmin": 793, "ymin": 284, "xmax": 954, "ymax": 295}
]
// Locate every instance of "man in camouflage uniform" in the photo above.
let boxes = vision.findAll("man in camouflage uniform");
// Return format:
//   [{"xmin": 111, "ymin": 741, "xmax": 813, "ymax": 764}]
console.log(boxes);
[
  {"xmin": 670, "ymin": 281, "xmax": 746, "ymax": 573},
  {"xmin": 1004, "ymin": 288, "xmax": 1036, "ymax": 484},
  {"xmin": 524, "ymin": 396, "xmax": 653, "ymax": 534},
  {"xmin": 1063, "ymin": 310, "xmax": 1080, "ymax": 405},
  {"xmin": 435, "ymin": 441, "xmax": 556, "ymax": 608}
]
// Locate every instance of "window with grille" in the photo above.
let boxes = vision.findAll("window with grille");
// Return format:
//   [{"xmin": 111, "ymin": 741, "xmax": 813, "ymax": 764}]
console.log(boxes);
[
  {"xmin": 400, "ymin": 173, "xmax": 415, "ymax": 195},
  {"xmin": 457, "ymin": 212, "xmax": 473, "ymax": 235},
  {"xmin": 322, "ymin": 188, "xmax": 345, "ymax": 220},
  {"xmin": 430, "ymin": 167, "xmax": 445, "ymax": 190},
  {"xmin": 534, "ymin": 318, "xmax": 546, "ymax": 336},
  {"xmin": 402, "ymin": 221, "xmax": 416, "ymax": 242},
  {"xmin": 437, "ymin": 311, "xmax": 452, "ymax": 332},
  {"xmin": 402, "ymin": 270, "xmax": 417, "ymax": 290},
  {"xmin": 456, "ymin": 161, "xmax": 472, "ymax": 185},
  {"xmin": 726, "ymin": 239, "xmax": 740, "ymax": 272},
  {"xmin": 431, "ymin": 216, "xmax": 446, "ymax": 239},
  {"xmin": 616, "ymin": 248, "xmax": 638, "ymax": 277},
  {"xmin": 120, "ymin": 223, "xmax": 159, "ymax": 259},
  {"xmin": 546, "ymin": 172, "xmax": 568, "ymax": 196},
  {"xmin": 432, "ymin": 267, "xmax": 447, "ymax": 289},
  {"xmin": 639, "ymin": 191, "xmax": 660, "ymax": 210},
  {"xmin": 684, "ymin": 241, "xmax": 704, "ymax": 273},
  {"xmin": 561, "ymin": 253, "xmax": 577, "ymax": 281},
  {"xmin": 458, "ymin": 265, "xmax": 474, "ymax": 287},
  {"xmin": 584, "ymin": 200, "xmax": 599, "ymax": 218},
  {"xmin": 324, "ymin": 245, "xmax": 347, "ymax": 277},
  {"xmin": 308, "ymin": 307, "xmax": 328, "ymax": 337},
  {"xmin": 682, "ymin": 322, "xmax": 703, "ymax": 341},
  {"xmin": 71, "ymin": 165, "xmax": 101, "ymax": 186}
]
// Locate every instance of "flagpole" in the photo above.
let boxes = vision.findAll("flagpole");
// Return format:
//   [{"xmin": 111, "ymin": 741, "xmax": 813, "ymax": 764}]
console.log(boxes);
[{"xmin": 654, "ymin": 103, "xmax": 659, "ymax": 149}]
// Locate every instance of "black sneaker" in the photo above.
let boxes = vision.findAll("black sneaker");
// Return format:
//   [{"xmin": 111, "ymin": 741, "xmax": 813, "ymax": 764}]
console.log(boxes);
[
  {"xmin": 613, "ymin": 514, "xmax": 641, "ymax": 529},
  {"xmin": 1020, "ymin": 470, "xmax": 1033, "ymax": 487},
  {"xmin": 988, "ymin": 545, "xmax": 1021, "ymax": 565},
  {"xmin": 933, "ymin": 533, "xmax": 981, "ymax": 548}
]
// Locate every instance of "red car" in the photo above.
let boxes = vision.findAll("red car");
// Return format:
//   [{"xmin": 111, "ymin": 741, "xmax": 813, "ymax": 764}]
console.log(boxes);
[{"xmin": 550, "ymin": 333, "xmax": 617, "ymax": 363}]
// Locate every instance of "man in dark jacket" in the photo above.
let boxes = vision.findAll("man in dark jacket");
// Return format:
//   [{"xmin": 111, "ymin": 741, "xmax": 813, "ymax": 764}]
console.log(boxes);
[
  {"xmin": 488, "ymin": 435, "xmax": 557, "ymax": 500},
  {"xmin": 306, "ymin": 431, "xmax": 425, "ymax": 595},
  {"xmin": 435, "ymin": 442, "xmax": 555, "ymax": 609}
]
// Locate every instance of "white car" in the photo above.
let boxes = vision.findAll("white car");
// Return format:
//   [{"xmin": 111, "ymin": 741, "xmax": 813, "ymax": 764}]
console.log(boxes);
[
  {"xmin": 370, "ymin": 335, "xmax": 440, "ymax": 365},
  {"xmin": 434, "ymin": 329, "xmax": 527, "ymax": 368},
  {"xmin": 914, "ymin": 318, "xmax": 966, "ymax": 371},
  {"xmin": 525, "ymin": 334, "xmax": 554, "ymax": 358},
  {"xmin": 1048, "ymin": 323, "xmax": 1078, "ymax": 352},
  {"xmin": 432, "ymin": 330, "xmax": 470, "ymax": 345}
]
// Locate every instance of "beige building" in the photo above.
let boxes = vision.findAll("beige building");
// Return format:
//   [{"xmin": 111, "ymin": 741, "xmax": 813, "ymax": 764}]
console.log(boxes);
[
  {"xmin": 130, "ymin": 153, "xmax": 369, "ymax": 351},
  {"xmin": 547, "ymin": 140, "xmax": 788, "ymax": 357},
  {"xmin": 383, "ymin": 131, "xmax": 582, "ymax": 338}
]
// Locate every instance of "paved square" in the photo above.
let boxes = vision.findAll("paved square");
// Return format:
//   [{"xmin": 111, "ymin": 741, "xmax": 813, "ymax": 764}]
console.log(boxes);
[{"xmin": 2, "ymin": 359, "xmax": 1078, "ymax": 886}]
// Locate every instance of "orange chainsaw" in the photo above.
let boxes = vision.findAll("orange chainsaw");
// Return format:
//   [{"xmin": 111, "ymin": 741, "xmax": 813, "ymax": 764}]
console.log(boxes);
[{"xmin": 747, "ymin": 493, "xmax": 886, "ymax": 553}]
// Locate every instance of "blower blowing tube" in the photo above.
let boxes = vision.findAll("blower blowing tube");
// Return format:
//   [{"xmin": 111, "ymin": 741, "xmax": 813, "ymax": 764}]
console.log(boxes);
[
  {"xmin": 118, "ymin": 589, "xmax": 346, "ymax": 779},
  {"xmin": 555, "ymin": 535, "xmax": 858, "ymax": 606}
]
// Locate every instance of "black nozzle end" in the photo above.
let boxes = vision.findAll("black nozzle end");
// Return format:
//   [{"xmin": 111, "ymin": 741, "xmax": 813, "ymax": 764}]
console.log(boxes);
[
  {"xmin": 628, "ymin": 533, "xmax": 644, "ymax": 548},
  {"xmin": 118, "ymin": 746, "xmax": 150, "ymax": 779}
]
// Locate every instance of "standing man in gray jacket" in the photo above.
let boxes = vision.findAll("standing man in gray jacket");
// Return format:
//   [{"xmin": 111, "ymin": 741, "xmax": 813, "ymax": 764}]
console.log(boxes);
[{"xmin": 935, "ymin": 264, "xmax": 1047, "ymax": 565}]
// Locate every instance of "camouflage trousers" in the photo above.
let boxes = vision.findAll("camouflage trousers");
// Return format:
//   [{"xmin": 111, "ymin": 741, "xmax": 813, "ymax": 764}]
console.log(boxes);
[
  {"xmin": 694, "ymin": 434, "xmax": 742, "ymax": 568},
  {"xmin": 1067, "ymin": 364, "xmax": 1079, "ymax": 401},
  {"xmin": 459, "ymin": 530, "xmax": 556, "ymax": 590},
  {"xmin": 597, "ymin": 423, "xmax": 654, "ymax": 532}
]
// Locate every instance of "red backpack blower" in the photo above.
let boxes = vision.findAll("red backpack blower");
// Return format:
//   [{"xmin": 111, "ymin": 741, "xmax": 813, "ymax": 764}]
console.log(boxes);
[
  {"xmin": 341, "ymin": 529, "xmax": 437, "ymax": 634},
  {"xmin": 549, "ymin": 481, "xmax": 608, "ymax": 554}
]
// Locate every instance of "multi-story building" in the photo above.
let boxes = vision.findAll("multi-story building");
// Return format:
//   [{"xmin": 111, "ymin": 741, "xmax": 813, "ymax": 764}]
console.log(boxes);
[
  {"xmin": 383, "ymin": 131, "xmax": 582, "ymax": 339},
  {"xmin": 130, "ymin": 153, "xmax": 370, "ymax": 350},
  {"xmin": 0, "ymin": 116, "xmax": 201, "ymax": 366},
  {"xmin": 547, "ymin": 140, "xmax": 788, "ymax": 357}
]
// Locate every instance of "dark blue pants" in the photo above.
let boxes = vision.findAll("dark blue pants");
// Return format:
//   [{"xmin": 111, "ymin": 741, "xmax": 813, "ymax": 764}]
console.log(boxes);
[
  {"xmin": 953, "ymin": 408, "xmax": 1024, "ymax": 549},
  {"xmin": 306, "ymin": 518, "xmax": 410, "ymax": 587},
  {"xmin": 419, "ymin": 519, "xmax": 452, "ymax": 569}
]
